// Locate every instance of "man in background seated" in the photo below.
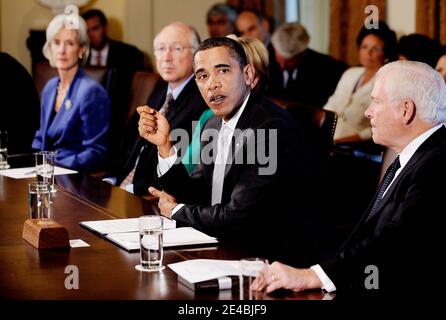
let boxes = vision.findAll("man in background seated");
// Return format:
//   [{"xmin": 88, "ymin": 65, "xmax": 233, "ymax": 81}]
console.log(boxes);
[
  {"xmin": 267, "ymin": 23, "xmax": 347, "ymax": 107},
  {"xmin": 138, "ymin": 37, "xmax": 321, "ymax": 261},
  {"xmin": 82, "ymin": 9, "xmax": 147, "ymax": 167},
  {"xmin": 235, "ymin": 9, "xmax": 281, "ymax": 94},
  {"xmin": 206, "ymin": 3, "xmax": 237, "ymax": 37},
  {"xmin": 252, "ymin": 61, "xmax": 446, "ymax": 298},
  {"xmin": 104, "ymin": 22, "xmax": 207, "ymax": 196}
]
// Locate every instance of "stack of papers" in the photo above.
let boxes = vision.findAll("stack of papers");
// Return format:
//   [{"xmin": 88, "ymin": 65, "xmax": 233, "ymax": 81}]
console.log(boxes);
[
  {"xmin": 80, "ymin": 217, "xmax": 176, "ymax": 236},
  {"xmin": 168, "ymin": 259, "xmax": 241, "ymax": 284},
  {"xmin": 0, "ymin": 166, "xmax": 77, "ymax": 179},
  {"xmin": 106, "ymin": 228, "xmax": 218, "ymax": 251},
  {"xmin": 80, "ymin": 218, "xmax": 218, "ymax": 251}
]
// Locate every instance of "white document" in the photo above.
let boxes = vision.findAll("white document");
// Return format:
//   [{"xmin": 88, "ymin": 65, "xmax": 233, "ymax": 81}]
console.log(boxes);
[
  {"xmin": 80, "ymin": 217, "xmax": 176, "ymax": 236},
  {"xmin": 69, "ymin": 239, "xmax": 90, "ymax": 248},
  {"xmin": 105, "ymin": 227, "xmax": 218, "ymax": 251},
  {"xmin": 0, "ymin": 166, "xmax": 77, "ymax": 179},
  {"xmin": 168, "ymin": 259, "xmax": 242, "ymax": 284}
]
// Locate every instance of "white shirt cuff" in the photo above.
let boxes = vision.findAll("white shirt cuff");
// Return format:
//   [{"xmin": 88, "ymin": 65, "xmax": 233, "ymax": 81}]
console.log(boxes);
[
  {"xmin": 102, "ymin": 177, "xmax": 117, "ymax": 185},
  {"xmin": 171, "ymin": 203, "xmax": 185, "ymax": 217},
  {"xmin": 310, "ymin": 264, "xmax": 337, "ymax": 293},
  {"xmin": 157, "ymin": 147, "xmax": 178, "ymax": 177}
]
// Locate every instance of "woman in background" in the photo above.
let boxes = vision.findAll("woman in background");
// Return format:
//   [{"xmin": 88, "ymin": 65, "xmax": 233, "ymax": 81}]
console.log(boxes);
[
  {"xmin": 323, "ymin": 21, "xmax": 398, "ymax": 144},
  {"xmin": 32, "ymin": 14, "xmax": 109, "ymax": 173}
]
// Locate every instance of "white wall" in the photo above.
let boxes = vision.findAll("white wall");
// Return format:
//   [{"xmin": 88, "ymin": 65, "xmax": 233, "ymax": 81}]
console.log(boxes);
[
  {"xmin": 299, "ymin": 0, "xmax": 329, "ymax": 53},
  {"xmin": 0, "ymin": 0, "xmax": 218, "ymax": 72},
  {"xmin": 386, "ymin": 0, "xmax": 416, "ymax": 37}
]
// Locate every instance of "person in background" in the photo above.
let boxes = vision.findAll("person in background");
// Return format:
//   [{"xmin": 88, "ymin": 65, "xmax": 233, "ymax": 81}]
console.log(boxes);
[
  {"xmin": 235, "ymin": 9, "xmax": 281, "ymax": 93},
  {"xmin": 82, "ymin": 9, "xmax": 146, "ymax": 168},
  {"xmin": 32, "ymin": 14, "xmax": 109, "ymax": 173},
  {"xmin": 268, "ymin": 23, "xmax": 348, "ymax": 107},
  {"xmin": 323, "ymin": 21, "xmax": 398, "ymax": 144},
  {"xmin": 103, "ymin": 22, "xmax": 207, "ymax": 196},
  {"xmin": 398, "ymin": 33, "xmax": 442, "ymax": 68},
  {"xmin": 82, "ymin": 9, "xmax": 145, "ymax": 70},
  {"xmin": 252, "ymin": 60, "xmax": 446, "ymax": 298},
  {"xmin": 206, "ymin": 3, "xmax": 237, "ymax": 37},
  {"xmin": 435, "ymin": 47, "xmax": 446, "ymax": 83},
  {"xmin": 0, "ymin": 52, "xmax": 40, "ymax": 155}
]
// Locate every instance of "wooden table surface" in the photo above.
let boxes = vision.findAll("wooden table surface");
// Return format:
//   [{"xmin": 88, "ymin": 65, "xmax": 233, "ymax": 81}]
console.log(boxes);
[{"xmin": 0, "ymin": 173, "xmax": 332, "ymax": 301}]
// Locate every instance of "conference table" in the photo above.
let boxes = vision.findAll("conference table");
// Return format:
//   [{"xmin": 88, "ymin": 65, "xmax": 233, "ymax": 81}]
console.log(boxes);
[{"xmin": 0, "ymin": 171, "xmax": 333, "ymax": 301}]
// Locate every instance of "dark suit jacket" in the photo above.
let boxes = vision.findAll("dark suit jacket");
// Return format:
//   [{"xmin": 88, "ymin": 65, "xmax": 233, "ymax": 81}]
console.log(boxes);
[
  {"xmin": 157, "ymin": 93, "xmax": 320, "ymax": 259},
  {"xmin": 0, "ymin": 52, "xmax": 40, "ymax": 155},
  {"xmin": 267, "ymin": 49, "xmax": 348, "ymax": 108},
  {"xmin": 86, "ymin": 39, "xmax": 145, "ymax": 72},
  {"xmin": 321, "ymin": 126, "xmax": 446, "ymax": 297},
  {"xmin": 87, "ymin": 40, "xmax": 146, "ymax": 168},
  {"xmin": 32, "ymin": 69, "xmax": 110, "ymax": 172},
  {"xmin": 112, "ymin": 77, "xmax": 207, "ymax": 195}
]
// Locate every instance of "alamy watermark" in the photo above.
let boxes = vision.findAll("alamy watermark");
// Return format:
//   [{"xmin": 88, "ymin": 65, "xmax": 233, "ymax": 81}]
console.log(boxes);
[
  {"xmin": 364, "ymin": 5, "xmax": 379, "ymax": 29},
  {"xmin": 64, "ymin": 5, "xmax": 80, "ymax": 30},
  {"xmin": 64, "ymin": 265, "xmax": 79, "ymax": 290},
  {"xmin": 170, "ymin": 124, "xmax": 278, "ymax": 176}
]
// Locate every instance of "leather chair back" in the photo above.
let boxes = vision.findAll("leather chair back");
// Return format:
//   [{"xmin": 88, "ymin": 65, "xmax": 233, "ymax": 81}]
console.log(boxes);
[
  {"xmin": 126, "ymin": 71, "xmax": 160, "ymax": 125},
  {"xmin": 286, "ymin": 103, "xmax": 338, "ymax": 177},
  {"xmin": 34, "ymin": 62, "xmax": 113, "ymax": 95}
]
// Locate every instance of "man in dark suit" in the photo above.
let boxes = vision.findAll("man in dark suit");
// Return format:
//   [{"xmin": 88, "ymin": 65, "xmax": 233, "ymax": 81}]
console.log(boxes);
[
  {"xmin": 104, "ymin": 22, "xmax": 207, "ymax": 196},
  {"xmin": 267, "ymin": 23, "xmax": 347, "ymax": 107},
  {"xmin": 138, "ymin": 37, "xmax": 319, "ymax": 259},
  {"xmin": 82, "ymin": 9, "xmax": 146, "ymax": 167},
  {"xmin": 235, "ymin": 9, "xmax": 282, "ymax": 96},
  {"xmin": 252, "ymin": 60, "xmax": 446, "ymax": 298}
]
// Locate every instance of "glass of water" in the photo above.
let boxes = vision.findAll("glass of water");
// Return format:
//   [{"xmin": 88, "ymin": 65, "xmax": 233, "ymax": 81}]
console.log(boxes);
[
  {"xmin": 0, "ymin": 130, "xmax": 10, "ymax": 169},
  {"xmin": 28, "ymin": 182, "xmax": 51, "ymax": 224},
  {"xmin": 35, "ymin": 151, "xmax": 56, "ymax": 192},
  {"xmin": 135, "ymin": 215, "xmax": 165, "ymax": 272}
]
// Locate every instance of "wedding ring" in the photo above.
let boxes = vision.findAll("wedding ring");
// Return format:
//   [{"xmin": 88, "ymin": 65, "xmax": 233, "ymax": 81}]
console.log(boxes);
[{"xmin": 271, "ymin": 274, "xmax": 276, "ymax": 281}]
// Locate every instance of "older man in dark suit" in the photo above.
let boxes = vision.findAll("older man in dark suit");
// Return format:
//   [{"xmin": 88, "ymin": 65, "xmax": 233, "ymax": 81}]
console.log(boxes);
[
  {"xmin": 138, "ymin": 37, "xmax": 319, "ymax": 259},
  {"xmin": 268, "ymin": 23, "xmax": 347, "ymax": 107},
  {"xmin": 252, "ymin": 60, "xmax": 446, "ymax": 298},
  {"xmin": 104, "ymin": 22, "xmax": 207, "ymax": 196}
]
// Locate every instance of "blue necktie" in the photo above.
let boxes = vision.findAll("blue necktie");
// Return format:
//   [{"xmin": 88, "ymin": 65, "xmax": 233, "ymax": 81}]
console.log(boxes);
[{"xmin": 367, "ymin": 156, "xmax": 401, "ymax": 220}]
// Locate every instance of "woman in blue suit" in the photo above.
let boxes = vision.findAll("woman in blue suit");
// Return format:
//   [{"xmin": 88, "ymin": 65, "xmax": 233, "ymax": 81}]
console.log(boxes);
[{"xmin": 32, "ymin": 14, "xmax": 109, "ymax": 173}]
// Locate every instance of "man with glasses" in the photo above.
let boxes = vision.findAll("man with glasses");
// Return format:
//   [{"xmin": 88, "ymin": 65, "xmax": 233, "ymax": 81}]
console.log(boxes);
[{"xmin": 104, "ymin": 22, "xmax": 207, "ymax": 196}]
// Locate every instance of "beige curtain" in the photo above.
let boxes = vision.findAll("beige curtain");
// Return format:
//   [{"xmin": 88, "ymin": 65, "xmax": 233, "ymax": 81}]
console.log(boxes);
[
  {"xmin": 416, "ymin": 0, "xmax": 446, "ymax": 44},
  {"xmin": 329, "ymin": 0, "xmax": 386, "ymax": 66}
]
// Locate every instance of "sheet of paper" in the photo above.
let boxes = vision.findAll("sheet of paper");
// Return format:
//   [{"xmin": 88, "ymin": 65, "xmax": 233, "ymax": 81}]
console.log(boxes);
[
  {"xmin": 105, "ymin": 227, "xmax": 218, "ymax": 251},
  {"xmin": 0, "ymin": 166, "xmax": 77, "ymax": 179},
  {"xmin": 69, "ymin": 239, "xmax": 90, "ymax": 248},
  {"xmin": 168, "ymin": 259, "xmax": 242, "ymax": 284},
  {"xmin": 81, "ymin": 217, "xmax": 176, "ymax": 236}
]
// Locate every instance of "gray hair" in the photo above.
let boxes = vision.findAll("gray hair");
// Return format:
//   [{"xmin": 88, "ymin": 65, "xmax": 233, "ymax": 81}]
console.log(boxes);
[
  {"xmin": 271, "ymin": 23, "xmax": 310, "ymax": 59},
  {"xmin": 206, "ymin": 3, "xmax": 237, "ymax": 24},
  {"xmin": 42, "ymin": 14, "xmax": 89, "ymax": 67},
  {"xmin": 377, "ymin": 60, "xmax": 446, "ymax": 125},
  {"xmin": 153, "ymin": 22, "xmax": 200, "ymax": 52}
]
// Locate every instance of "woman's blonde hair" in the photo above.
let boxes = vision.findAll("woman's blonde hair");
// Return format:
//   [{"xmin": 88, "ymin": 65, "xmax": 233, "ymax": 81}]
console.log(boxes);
[
  {"xmin": 226, "ymin": 34, "xmax": 269, "ymax": 91},
  {"xmin": 42, "ymin": 13, "xmax": 89, "ymax": 67}
]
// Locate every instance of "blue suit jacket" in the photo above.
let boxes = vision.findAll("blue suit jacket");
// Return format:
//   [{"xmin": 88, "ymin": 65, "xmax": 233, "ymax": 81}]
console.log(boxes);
[{"xmin": 32, "ymin": 69, "xmax": 109, "ymax": 172}]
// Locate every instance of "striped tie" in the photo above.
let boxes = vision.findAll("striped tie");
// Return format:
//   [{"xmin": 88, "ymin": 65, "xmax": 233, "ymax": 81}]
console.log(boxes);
[{"xmin": 367, "ymin": 156, "xmax": 400, "ymax": 220}]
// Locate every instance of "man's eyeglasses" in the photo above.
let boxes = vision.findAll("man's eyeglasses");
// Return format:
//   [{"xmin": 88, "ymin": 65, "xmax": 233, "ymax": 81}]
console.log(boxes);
[{"xmin": 154, "ymin": 45, "xmax": 194, "ymax": 56}]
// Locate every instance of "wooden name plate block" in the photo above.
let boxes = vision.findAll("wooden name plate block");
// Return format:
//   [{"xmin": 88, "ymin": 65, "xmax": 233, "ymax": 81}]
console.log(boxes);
[{"xmin": 22, "ymin": 219, "xmax": 70, "ymax": 249}]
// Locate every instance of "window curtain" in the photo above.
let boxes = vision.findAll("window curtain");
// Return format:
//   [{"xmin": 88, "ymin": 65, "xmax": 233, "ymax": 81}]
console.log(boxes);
[
  {"xmin": 416, "ymin": 0, "xmax": 446, "ymax": 45},
  {"xmin": 329, "ymin": 0, "xmax": 386, "ymax": 66}
]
